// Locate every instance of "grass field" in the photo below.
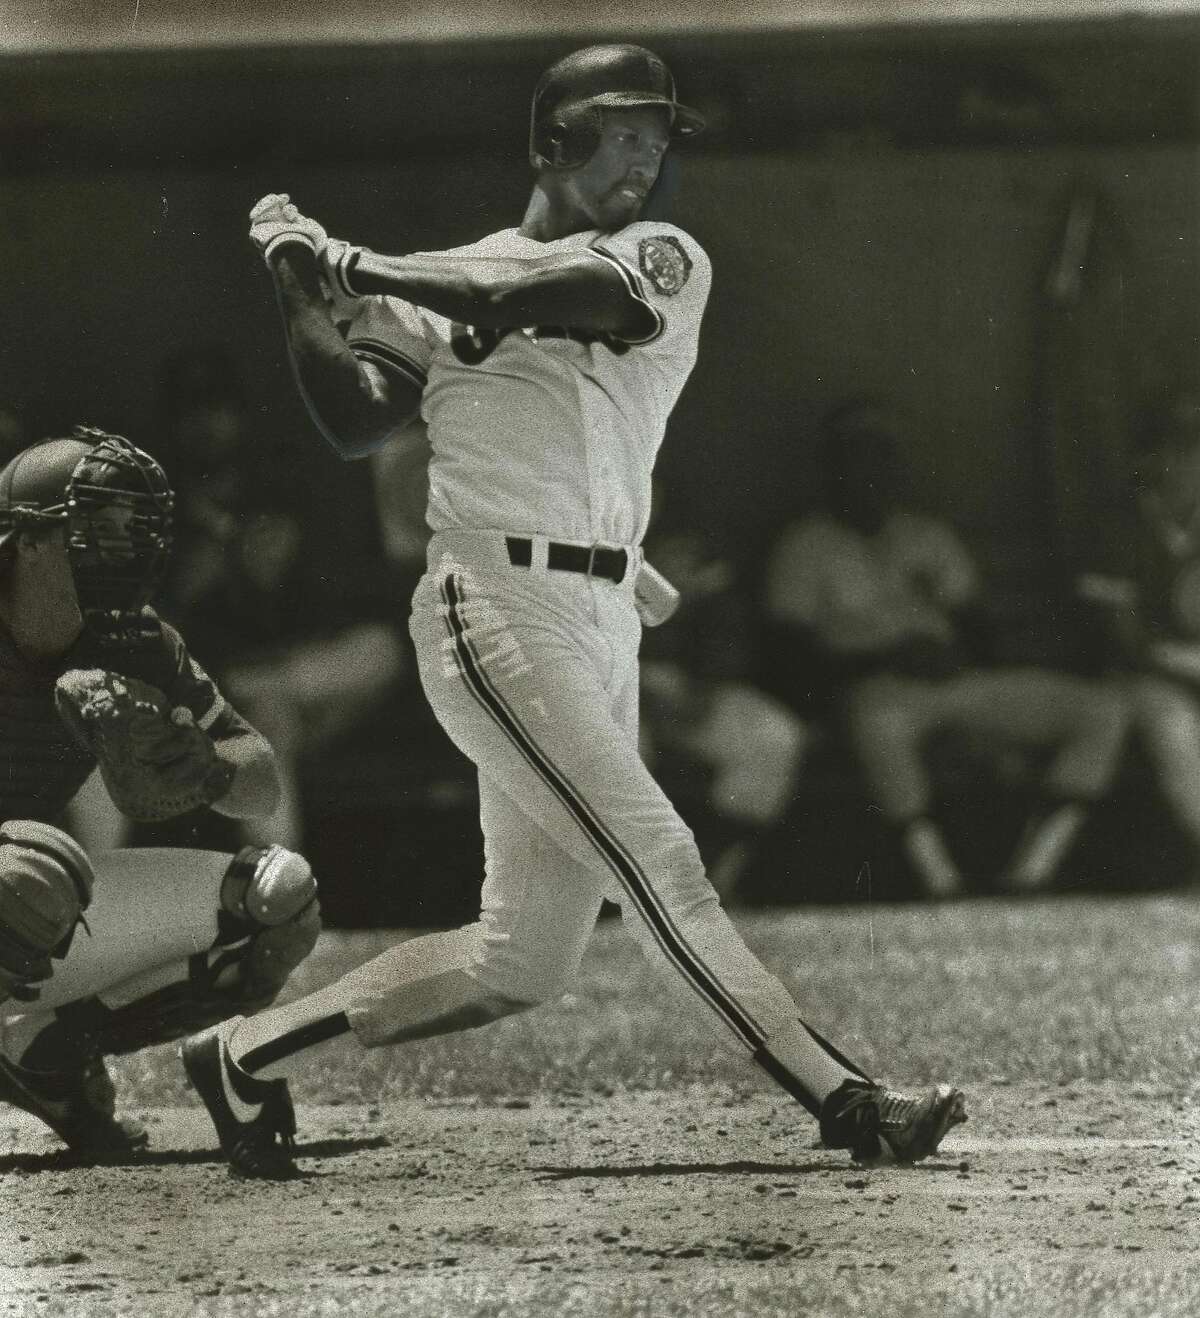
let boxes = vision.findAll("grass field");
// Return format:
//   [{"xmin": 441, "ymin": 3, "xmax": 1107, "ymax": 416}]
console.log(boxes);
[
  {"xmin": 4, "ymin": 891, "xmax": 1200, "ymax": 1317},
  {"xmin": 122, "ymin": 889, "xmax": 1200, "ymax": 1107}
]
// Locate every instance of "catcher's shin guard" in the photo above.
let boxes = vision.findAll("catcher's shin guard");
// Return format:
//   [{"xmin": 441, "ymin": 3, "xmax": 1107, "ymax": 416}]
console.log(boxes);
[
  {"xmin": 17, "ymin": 846, "xmax": 320, "ymax": 1065},
  {"xmin": 217, "ymin": 845, "xmax": 321, "ymax": 1007}
]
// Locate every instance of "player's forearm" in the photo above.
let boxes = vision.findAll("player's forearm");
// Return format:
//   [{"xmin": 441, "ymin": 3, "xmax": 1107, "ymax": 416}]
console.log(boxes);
[
  {"xmin": 271, "ymin": 250, "xmax": 414, "ymax": 459},
  {"xmin": 346, "ymin": 248, "xmax": 634, "ymax": 332},
  {"xmin": 209, "ymin": 731, "xmax": 283, "ymax": 820}
]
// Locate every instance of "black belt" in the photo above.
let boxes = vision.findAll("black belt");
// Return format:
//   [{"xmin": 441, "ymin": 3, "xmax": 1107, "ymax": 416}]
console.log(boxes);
[{"xmin": 505, "ymin": 536, "xmax": 628, "ymax": 584}]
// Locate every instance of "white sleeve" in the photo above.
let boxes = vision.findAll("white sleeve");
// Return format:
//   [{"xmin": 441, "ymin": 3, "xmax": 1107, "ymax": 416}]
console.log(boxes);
[
  {"xmin": 345, "ymin": 295, "xmax": 433, "ymax": 392},
  {"xmin": 587, "ymin": 222, "xmax": 711, "ymax": 357}
]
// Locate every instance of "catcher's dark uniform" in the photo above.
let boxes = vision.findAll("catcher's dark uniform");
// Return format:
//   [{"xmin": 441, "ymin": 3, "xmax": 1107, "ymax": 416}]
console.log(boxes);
[{"xmin": 0, "ymin": 609, "xmax": 248, "ymax": 828}]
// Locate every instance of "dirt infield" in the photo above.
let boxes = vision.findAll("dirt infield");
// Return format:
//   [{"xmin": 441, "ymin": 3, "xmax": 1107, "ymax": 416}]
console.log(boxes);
[{"xmin": 3, "ymin": 1078, "xmax": 1199, "ymax": 1318}]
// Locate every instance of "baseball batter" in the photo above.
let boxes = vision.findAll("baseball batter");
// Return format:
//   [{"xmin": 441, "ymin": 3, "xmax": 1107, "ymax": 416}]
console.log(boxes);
[
  {"xmin": 183, "ymin": 44, "xmax": 966, "ymax": 1179},
  {"xmin": 0, "ymin": 430, "xmax": 320, "ymax": 1156}
]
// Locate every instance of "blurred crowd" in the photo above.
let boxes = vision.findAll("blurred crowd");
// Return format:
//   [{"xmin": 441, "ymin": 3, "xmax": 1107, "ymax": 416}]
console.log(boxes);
[
  {"xmin": 643, "ymin": 390, "xmax": 1200, "ymax": 905},
  {"xmin": 9, "ymin": 352, "xmax": 1200, "ymax": 920}
]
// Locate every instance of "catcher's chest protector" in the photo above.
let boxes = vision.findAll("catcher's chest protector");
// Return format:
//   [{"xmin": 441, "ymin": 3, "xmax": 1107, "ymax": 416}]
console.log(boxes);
[{"xmin": 0, "ymin": 628, "xmax": 94, "ymax": 821}]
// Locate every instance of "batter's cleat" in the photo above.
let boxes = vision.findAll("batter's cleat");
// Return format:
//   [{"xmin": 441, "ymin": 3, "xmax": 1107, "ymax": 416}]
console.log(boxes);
[
  {"xmin": 819, "ymin": 1078, "xmax": 967, "ymax": 1164},
  {"xmin": 0, "ymin": 1052, "xmax": 148, "ymax": 1159},
  {"xmin": 181, "ymin": 1021, "xmax": 297, "ymax": 1180}
]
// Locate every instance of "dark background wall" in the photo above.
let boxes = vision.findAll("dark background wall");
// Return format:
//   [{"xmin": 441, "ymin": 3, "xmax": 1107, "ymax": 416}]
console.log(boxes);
[
  {"xmin": 2, "ymin": 20, "xmax": 1197, "ymax": 604},
  {"xmin": 2, "ymin": 15, "xmax": 1198, "ymax": 916}
]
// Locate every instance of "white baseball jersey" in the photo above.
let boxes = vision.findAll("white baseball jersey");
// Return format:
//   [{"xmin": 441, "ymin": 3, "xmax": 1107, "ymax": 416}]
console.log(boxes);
[
  {"xmin": 318, "ymin": 214, "xmax": 865, "ymax": 1117},
  {"xmin": 344, "ymin": 221, "xmax": 711, "ymax": 547}
]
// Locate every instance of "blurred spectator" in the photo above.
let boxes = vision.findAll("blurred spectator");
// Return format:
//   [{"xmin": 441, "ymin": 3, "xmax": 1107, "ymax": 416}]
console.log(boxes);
[
  {"xmin": 761, "ymin": 397, "xmax": 1127, "ymax": 899},
  {"xmin": 640, "ymin": 504, "xmax": 809, "ymax": 901},
  {"xmin": 154, "ymin": 345, "xmax": 407, "ymax": 853},
  {"xmin": 1080, "ymin": 392, "xmax": 1200, "ymax": 871}
]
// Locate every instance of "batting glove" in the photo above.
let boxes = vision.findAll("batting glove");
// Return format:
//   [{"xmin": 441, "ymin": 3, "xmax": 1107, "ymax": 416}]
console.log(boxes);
[
  {"xmin": 318, "ymin": 235, "xmax": 368, "ymax": 320},
  {"xmin": 249, "ymin": 192, "xmax": 328, "ymax": 265}
]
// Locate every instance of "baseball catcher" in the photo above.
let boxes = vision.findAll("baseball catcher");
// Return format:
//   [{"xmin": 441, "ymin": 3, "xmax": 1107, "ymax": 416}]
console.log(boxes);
[{"xmin": 0, "ymin": 428, "xmax": 320, "ymax": 1157}]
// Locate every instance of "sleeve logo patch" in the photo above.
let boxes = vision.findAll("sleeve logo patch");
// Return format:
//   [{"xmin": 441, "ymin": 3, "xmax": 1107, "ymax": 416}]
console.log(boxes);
[{"xmin": 638, "ymin": 235, "xmax": 692, "ymax": 297}]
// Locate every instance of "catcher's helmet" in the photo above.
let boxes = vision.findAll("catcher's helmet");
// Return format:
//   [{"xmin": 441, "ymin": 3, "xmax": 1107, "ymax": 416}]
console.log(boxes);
[
  {"xmin": 0, "ymin": 427, "xmax": 174, "ymax": 646},
  {"xmin": 529, "ymin": 43, "xmax": 705, "ymax": 170}
]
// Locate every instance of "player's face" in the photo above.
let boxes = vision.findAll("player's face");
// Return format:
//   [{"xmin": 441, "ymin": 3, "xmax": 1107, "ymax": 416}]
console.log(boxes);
[
  {"xmin": 566, "ymin": 108, "xmax": 670, "ymax": 231},
  {"xmin": 82, "ymin": 502, "xmax": 137, "ymax": 564}
]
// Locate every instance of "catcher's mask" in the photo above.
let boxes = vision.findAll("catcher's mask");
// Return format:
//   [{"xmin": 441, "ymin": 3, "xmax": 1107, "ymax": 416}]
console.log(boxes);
[
  {"xmin": 529, "ymin": 43, "xmax": 705, "ymax": 171},
  {"xmin": 0, "ymin": 427, "xmax": 174, "ymax": 646}
]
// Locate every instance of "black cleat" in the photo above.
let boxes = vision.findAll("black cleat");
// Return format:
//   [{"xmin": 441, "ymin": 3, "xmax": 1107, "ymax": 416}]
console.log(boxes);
[
  {"xmin": 180, "ymin": 1021, "xmax": 298, "ymax": 1180},
  {"xmin": 0, "ymin": 1052, "xmax": 148, "ymax": 1159},
  {"xmin": 819, "ymin": 1077, "xmax": 967, "ymax": 1164}
]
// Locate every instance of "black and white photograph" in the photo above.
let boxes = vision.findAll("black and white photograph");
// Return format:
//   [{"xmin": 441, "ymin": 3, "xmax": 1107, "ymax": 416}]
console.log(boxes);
[{"xmin": 1, "ymin": 2, "xmax": 1198, "ymax": 1314}]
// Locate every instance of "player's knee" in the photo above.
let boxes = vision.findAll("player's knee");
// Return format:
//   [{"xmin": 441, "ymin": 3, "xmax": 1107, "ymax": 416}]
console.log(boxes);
[
  {"xmin": 217, "ymin": 845, "xmax": 321, "ymax": 1007},
  {"xmin": 466, "ymin": 950, "xmax": 570, "ymax": 1009},
  {"xmin": 648, "ymin": 833, "xmax": 716, "ymax": 912},
  {"xmin": 221, "ymin": 844, "xmax": 318, "ymax": 930}
]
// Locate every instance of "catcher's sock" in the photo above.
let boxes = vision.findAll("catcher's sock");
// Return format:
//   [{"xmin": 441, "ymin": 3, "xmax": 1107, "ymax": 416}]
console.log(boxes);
[
  {"xmin": 16, "ymin": 1022, "xmax": 79, "ymax": 1074},
  {"xmin": 14, "ymin": 996, "xmax": 113, "ymax": 1073},
  {"xmin": 14, "ymin": 950, "xmax": 242, "ymax": 1067},
  {"xmin": 4, "ymin": 1010, "xmax": 56, "ymax": 1072}
]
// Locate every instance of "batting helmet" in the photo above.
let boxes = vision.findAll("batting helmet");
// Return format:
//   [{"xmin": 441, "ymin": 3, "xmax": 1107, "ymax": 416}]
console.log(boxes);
[
  {"xmin": 0, "ymin": 427, "xmax": 174, "ymax": 646},
  {"xmin": 529, "ymin": 44, "xmax": 705, "ymax": 171}
]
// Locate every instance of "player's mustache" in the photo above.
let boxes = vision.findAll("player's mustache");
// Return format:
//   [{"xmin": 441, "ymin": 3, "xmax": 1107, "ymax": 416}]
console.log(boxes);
[{"xmin": 605, "ymin": 176, "xmax": 651, "ymax": 202}]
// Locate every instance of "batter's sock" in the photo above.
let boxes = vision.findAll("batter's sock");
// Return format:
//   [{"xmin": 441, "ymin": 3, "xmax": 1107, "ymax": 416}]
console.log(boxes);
[
  {"xmin": 754, "ymin": 1021, "xmax": 874, "ymax": 1117},
  {"xmin": 235, "ymin": 1012, "xmax": 351, "ymax": 1076},
  {"xmin": 233, "ymin": 1012, "xmax": 348, "ymax": 1075}
]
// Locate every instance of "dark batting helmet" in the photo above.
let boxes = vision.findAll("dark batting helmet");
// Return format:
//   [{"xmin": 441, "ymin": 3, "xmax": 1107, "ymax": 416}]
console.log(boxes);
[
  {"xmin": 529, "ymin": 43, "xmax": 705, "ymax": 170},
  {"xmin": 0, "ymin": 426, "xmax": 173, "ymax": 646}
]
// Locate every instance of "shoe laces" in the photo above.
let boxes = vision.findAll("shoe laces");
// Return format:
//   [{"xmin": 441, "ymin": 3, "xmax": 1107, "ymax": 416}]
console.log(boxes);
[
  {"xmin": 873, "ymin": 1088, "xmax": 924, "ymax": 1130},
  {"xmin": 832, "ymin": 1082, "xmax": 923, "ymax": 1134},
  {"xmin": 831, "ymin": 1082, "xmax": 880, "ymax": 1129}
]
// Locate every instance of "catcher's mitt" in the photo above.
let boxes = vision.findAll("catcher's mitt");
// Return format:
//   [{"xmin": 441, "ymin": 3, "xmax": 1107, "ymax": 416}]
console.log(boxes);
[{"xmin": 55, "ymin": 669, "xmax": 235, "ymax": 822}]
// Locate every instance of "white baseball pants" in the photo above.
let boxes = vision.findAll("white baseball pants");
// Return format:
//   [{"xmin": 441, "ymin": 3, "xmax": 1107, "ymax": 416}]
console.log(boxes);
[{"xmin": 341, "ymin": 531, "xmax": 859, "ymax": 1111}]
